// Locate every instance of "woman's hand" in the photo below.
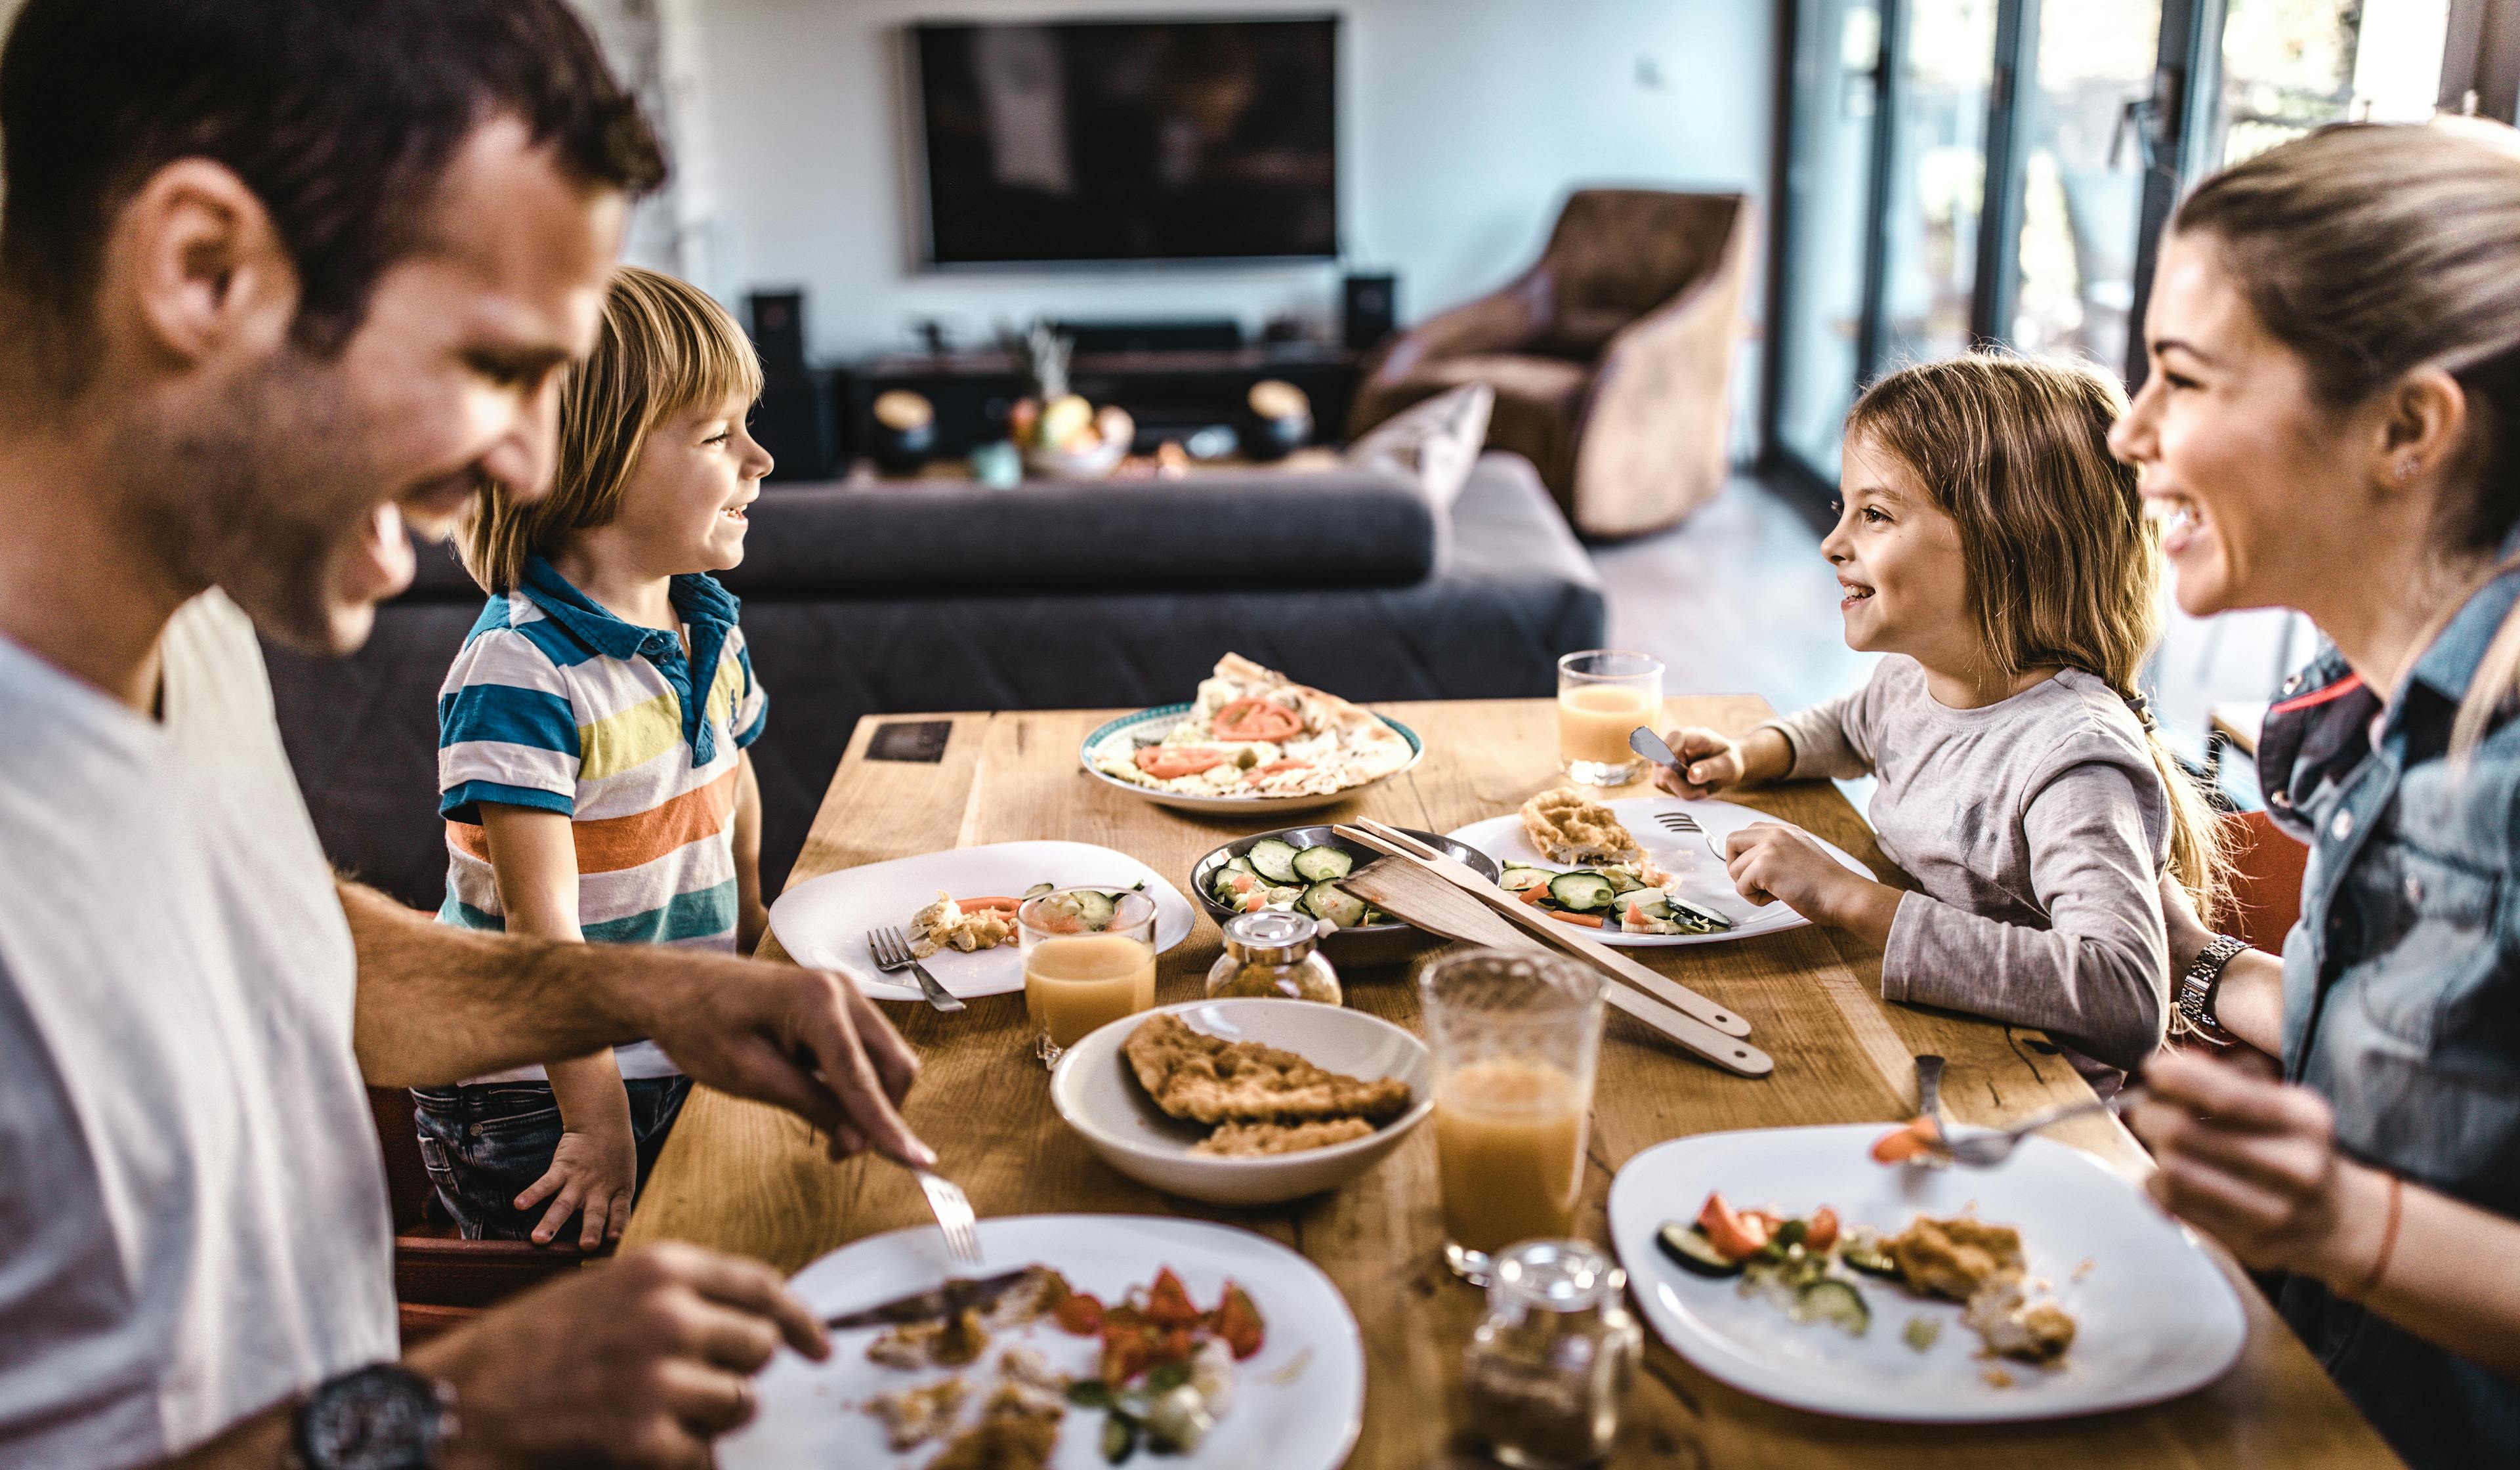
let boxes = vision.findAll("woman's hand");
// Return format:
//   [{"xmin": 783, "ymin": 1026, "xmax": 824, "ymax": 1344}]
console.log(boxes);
[
  {"xmin": 1650, "ymin": 726, "xmax": 1746, "ymax": 799},
  {"xmin": 516, "ymin": 1120, "xmax": 640, "ymax": 1249},
  {"xmin": 2125, "ymin": 1050, "xmax": 2389, "ymax": 1284},
  {"xmin": 1721, "ymin": 823, "xmax": 1901, "ymax": 945}
]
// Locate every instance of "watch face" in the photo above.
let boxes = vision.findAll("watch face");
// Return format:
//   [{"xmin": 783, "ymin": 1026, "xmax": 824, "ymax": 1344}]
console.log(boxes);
[{"xmin": 301, "ymin": 1365, "xmax": 441, "ymax": 1470}]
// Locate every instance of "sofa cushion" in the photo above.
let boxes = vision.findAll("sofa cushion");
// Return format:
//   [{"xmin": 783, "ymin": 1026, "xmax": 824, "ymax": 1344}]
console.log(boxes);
[
  {"xmin": 1347, "ymin": 383, "xmax": 1493, "ymax": 514},
  {"xmin": 406, "ymin": 465, "xmax": 1440, "ymax": 601}
]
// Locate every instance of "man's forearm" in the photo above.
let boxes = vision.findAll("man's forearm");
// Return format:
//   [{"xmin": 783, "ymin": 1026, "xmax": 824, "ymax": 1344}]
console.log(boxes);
[
  {"xmin": 161, "ymin": 1403, "xmax": 290, "ymax": 1469},
  {"xmin": 343, "ymin": 879, "xmax": 663, "ymax": 1088}
]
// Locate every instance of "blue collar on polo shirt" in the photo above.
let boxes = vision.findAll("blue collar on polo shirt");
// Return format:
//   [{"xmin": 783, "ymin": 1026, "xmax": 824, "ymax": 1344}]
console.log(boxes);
[{"xmin": 516, "ymin": 555, "xmax": 746, "ymax": 765}]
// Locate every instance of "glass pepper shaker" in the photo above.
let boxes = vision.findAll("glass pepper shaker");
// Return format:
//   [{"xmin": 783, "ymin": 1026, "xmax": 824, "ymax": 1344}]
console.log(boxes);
[
  {"xmin": 1461, "ymin": 1239, "xmax": 1642, "ymax": 1469},
  {"xmin": 1204, "ymin": 910, "xmax": 1342, "ymax": 1004}
]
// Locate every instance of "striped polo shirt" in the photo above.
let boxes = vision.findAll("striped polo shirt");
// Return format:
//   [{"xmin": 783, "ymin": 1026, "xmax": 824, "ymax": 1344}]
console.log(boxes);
[{"xmin": 435, "ymin": 556, "xmax": 767, "ymax": 1082}]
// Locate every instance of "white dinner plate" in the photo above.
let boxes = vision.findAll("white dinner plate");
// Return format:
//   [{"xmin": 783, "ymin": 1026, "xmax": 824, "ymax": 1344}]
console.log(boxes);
[
  {"xmin": 768, "ymin": 840, "xmax": 1196, "ymax": 1001},
  {"xmin": 1078, "ymin": 702, "xmax": 1424, "ymax": 816},
  {"xmin": 1446, "ymin": 797, "xmax": 1874, "ymax": 946},
  {"xmin": 1605, "ymin": 1124, "xmax": 2248, "ymax": 1422},
  {"xmin": 719, "ymin": 1213, "xmax": 1366, "ymax": 1470}
]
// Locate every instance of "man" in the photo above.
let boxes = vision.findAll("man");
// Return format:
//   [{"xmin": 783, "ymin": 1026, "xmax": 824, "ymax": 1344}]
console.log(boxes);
[{"xmin": 0, "ymin": 2, "xmax": 933, "ymax": 1466}]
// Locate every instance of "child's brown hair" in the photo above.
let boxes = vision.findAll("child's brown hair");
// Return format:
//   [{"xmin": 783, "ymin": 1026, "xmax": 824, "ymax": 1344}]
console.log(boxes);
[
  {"xmin": 456, "ymin": 264, "xmax": 762, "ymax": 593},
  {"xmin": 1847, "ymin": 352, "xmax": 2229, "ymax": 921}
]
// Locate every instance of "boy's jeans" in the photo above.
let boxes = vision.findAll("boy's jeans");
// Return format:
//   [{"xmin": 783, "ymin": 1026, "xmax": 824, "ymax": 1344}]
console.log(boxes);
[{"xmin": 410, "ymin": 1076, "xmax": 692, "ymax": 1242}]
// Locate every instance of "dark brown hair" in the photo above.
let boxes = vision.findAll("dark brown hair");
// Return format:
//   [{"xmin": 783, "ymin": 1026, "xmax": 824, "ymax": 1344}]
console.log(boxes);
[
  {"xmin": 0, "ymin": 0, "xmax": 665, "ymax": 378},
  {"xmin": 1849, "ymin": 354, "xmax": 2229, "ymax": 920}
]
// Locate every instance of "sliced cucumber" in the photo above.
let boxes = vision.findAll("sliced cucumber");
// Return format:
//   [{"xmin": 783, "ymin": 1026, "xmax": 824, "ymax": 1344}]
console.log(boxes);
[
  {"xmin": 1548, "ymin": 871, "xmax": 1618, "ymax": 912},
  {"xmin": 1499, "ymin": 866, "xmax": 1554, "ymax": 894},
  {"xmin": 1022, "ymin": 882, "xmax": 1056, "ymax": 899},
  {"xmin": 1665, "ymin": 896, "xmax": 1736, "ymax": 932},
  {"xmin": 1223, "ymin": 856, "xmax": 1257, "ymax": 879},
  {"xmin": 1794, "ymin": 1278, "xmax": 1871, "ymax": 1335},
  {"xmin": 1291, "ymin": 845, "xmax": 1354, "ymax": 882},
  {"xmin": 1840, "ymin": 1239, "xmax": 1900, "ymax": 1278},
  {"xmin": 1603, "ymin": 867, "xmax": 1646, "ymax": 894},
  {"xmin": 1072, "ymin": 889, "xmax": 1120, "ymax": 929},
  {"xmin": 1657, "ymin": 1222, "xmax": 1742, "ymax": 1278},
  {"xmin": 1247, "ymin": 839, "xmax": 1302, "ymax": 885},
  {"xmin": 1301, "ymin": 881, "xmax": 1370, "ymax": 929}
]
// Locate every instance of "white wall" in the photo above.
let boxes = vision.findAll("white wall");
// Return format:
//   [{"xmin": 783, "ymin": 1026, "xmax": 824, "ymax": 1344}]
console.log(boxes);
[{"xmin": 687, "ymin": 0, "xmax": 1776, "ymax": 360}]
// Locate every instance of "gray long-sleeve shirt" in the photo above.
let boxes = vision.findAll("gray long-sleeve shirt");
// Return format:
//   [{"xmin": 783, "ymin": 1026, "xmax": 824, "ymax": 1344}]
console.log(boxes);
[{"xmin": 1762, "ymin": 658, "xmax": 2172, "ymax": 1075}]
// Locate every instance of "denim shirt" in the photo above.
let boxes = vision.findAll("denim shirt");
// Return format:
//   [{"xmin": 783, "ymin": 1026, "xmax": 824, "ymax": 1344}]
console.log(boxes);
[{"xmin": 2257, "ymin": 565, "xmax": 2520, "ymax": 1470}]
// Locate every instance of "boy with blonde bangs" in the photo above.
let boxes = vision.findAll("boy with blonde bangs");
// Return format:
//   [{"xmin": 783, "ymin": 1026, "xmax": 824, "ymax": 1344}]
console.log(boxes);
[{"xmin": 417, "ymin": 264, "xmax": 776, "ymax": 1244}]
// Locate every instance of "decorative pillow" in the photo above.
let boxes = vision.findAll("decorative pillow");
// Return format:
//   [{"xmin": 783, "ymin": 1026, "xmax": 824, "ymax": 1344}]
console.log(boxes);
[{"xmin": 1346, "ymin": 383, "xmax": 1494, "ymax": 514}]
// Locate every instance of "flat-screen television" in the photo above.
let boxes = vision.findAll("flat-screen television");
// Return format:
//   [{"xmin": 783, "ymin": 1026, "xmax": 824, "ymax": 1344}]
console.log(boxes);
[{"xmin": 910, "ymin": 16, "xmax": 1338, "ymax": 266}]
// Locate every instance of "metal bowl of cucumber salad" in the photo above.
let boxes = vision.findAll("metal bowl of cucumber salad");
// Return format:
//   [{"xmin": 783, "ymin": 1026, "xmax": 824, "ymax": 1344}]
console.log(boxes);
[{"xmin": 1189, "ymin": 826, "xmax": 1500, "ymax": 970}]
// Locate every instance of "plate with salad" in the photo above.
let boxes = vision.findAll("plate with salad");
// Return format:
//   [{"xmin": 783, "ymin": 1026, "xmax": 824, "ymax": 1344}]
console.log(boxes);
[
  {"xmin": 719, "ymin": 1213, "xmax": 1366, "ymax": 1470},
  {"xmin": 1186, "ymin": 825, "xmax": 1500, "ymax": 967},
  {"xmin": 768, "ymin": 841, "xmax": 1199, "ymax": 1002},
  {"xmin": 1445, "ymin": 796, "xmax": 1875, "ymax": 947},
  {"xmin": 1605, "ymin": 1124, "xmax": 2247, "ymax": 1422}
]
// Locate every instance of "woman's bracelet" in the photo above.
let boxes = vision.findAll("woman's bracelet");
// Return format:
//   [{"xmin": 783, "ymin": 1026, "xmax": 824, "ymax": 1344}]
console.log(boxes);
[{"xmin": 2347, "ymin": 1171, "xmax": 2404, "ymax": 1300}]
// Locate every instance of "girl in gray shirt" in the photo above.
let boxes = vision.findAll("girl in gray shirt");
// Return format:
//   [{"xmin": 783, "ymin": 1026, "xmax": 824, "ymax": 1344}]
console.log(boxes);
[{"xmin": 1656, "ymin": 356, "xmax": 2226, "ymax": 1079}]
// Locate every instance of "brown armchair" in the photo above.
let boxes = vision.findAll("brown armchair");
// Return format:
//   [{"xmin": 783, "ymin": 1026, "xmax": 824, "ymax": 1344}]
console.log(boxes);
[
  {"xmin": 1348, "ymin": 189, "xmax": 1752, "ymax": 537},
  {"xmin": 368, "ymin": 1086, "xmax": 593, "ymax": 1344}
]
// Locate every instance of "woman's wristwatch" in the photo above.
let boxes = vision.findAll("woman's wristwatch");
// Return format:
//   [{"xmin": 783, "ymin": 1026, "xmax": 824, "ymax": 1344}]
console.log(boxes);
[{"xmin": 2176, "ymin": 934, "xmax": 2250, "ymax": 1044}]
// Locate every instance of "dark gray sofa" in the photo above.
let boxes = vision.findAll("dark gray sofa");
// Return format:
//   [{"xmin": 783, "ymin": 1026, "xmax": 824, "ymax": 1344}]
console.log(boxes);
[{"xmin": 266, "ymin": 450, "xmax": 1605, "ymax": 907}]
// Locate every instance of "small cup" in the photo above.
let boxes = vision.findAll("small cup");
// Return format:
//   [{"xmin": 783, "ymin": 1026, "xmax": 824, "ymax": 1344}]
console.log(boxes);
[
  {"xmin": 1018, "ymin": 887, "xmax": 1158, "ymax": 1066},
  {"xmin": 1421, "ymin": 952, "xmax": 1606, "ymax": 1282},
  {"xmin": 1556, "ymin": 650, "xmax": 1664, "ymax": 786}
]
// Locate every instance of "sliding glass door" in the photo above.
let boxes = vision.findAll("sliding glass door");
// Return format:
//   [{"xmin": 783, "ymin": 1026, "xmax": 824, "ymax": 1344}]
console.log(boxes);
[{"xmin": 1763, "ymin": 0, "xmax": 2462, "ymax": 494}]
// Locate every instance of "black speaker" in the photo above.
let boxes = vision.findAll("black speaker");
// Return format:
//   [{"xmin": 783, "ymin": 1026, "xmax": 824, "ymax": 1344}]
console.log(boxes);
[
  {"xmin": 747, "ymin": 291, "xmax": 808, "ymax": 374},
  {"xmin": 1342, "ymin": 273, "xmax": 1396, "ymax": 350},
  {"xmin": 752, "ymin": 367, "xmax": 834, "ymax": 482}
]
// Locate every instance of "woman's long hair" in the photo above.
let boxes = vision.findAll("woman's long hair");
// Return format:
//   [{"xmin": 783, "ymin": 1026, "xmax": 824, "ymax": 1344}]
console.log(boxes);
[
  {"xmin": 1848, "ymin": 354, "xmax": 2230, "ymax": 921},
  {"xmin": 2172, "ymin": 119, "xmax": 2520, "ymax": 755}
]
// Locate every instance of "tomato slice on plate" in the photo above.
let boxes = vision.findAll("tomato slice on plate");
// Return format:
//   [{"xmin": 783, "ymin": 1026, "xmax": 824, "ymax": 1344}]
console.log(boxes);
[
  {"xmin": 1135, "ymin": 746, "xmax": 1227, "ymax": 780},
  {"xmin": 1211, "ymin": 697, "xmax": 1305, "ymax": 743}
]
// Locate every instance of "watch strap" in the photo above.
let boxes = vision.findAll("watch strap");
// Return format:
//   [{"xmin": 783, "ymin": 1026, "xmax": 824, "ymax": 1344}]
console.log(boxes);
[{"xmin": 2176, "ymin": 934, "xmax": 2248, "ymax": 1043}]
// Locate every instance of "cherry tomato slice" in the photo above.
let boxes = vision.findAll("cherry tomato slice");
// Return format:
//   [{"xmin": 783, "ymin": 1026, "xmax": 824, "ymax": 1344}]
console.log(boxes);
[
  {"xmin": 1696, "ymin": 1191, "xmax": 1771, "ymax": 1261},
  {"xmin": 1135, "ymin": 746, "xmax": 1227, "ymax": 780},
  {"xmin": 1212, "ymin": 697, "xmax": 1305, "ymax": 742}
]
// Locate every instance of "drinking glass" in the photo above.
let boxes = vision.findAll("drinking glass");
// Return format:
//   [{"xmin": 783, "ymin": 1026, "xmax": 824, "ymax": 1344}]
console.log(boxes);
[
  {"xmin": 1421, "ymin": 951, "xmax": 1607, "ymax": 1282},
  {"xmin": 1556, "ymin": 650, "xmax": 1664, "ymax": 786},
  {"xmin": 1018, "ymin": 887, "xmax": 1158, "ymax": 1066}
]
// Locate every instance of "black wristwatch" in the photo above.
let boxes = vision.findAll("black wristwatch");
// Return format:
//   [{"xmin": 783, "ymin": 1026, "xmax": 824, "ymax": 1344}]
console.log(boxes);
[
  {"xmin": 2176, "ymin": 934, "xmax": 2248, "ymax": 1045},
  {"xmin": 289, "ymin": 1364, "xmax": 457, "ymax": 1470}
]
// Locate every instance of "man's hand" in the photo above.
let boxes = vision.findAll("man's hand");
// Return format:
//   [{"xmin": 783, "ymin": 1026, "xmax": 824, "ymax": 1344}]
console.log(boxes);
[
  {"xmin": 639, "ymin": 960, "xmax": 933, "ymax": 1168},
  {"xmin": 516, "ymin": 1122, "xmax": 639, "ymax": 1249},
  {"xmin": 410, "ymin": 1242, "xmax": 826, "ymax": 1470},
  {"xmin": 1649, "ymin": 726, "xmax": 1746, "ymax": 800}
]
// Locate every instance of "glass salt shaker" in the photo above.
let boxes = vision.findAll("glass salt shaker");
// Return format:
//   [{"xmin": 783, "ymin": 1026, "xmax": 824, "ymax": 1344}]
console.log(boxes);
[
  {"xmin": 1204, "ymin": 910, "xmax": 1342, "ymax": 1004},
  {"xmin": 1462, "ymin": 1239, "xmax": 1641, "ymax": 1469}
]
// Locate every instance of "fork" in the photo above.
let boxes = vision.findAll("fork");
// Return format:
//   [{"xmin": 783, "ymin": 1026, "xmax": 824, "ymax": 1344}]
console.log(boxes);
[
  {"xmin": 914, "ymin": 1169, "xmax": 985, "ymax": 1267},
  {"xmin": 1653, "ymin": 808, "xmax": 1732, "ymax": 866},
  {"xmin": 866, "ymin": 926, "xmax": 965, "ymax": 1013},
  {"xmin": 1937, "ymin": 1089, "xmax": 2143, "ymax": 1167}
]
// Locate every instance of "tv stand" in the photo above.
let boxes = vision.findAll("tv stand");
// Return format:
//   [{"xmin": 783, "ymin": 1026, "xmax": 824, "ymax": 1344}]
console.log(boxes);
[{"xmin": 837, "ymin": 342, "xmax": 1361, "ymax": 461}]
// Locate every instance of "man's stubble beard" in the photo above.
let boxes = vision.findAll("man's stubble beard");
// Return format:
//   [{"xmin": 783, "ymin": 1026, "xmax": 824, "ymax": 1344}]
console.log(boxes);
[{"xmin": 144, "ymin": 346, "xmax": 387, "ymax": 658}]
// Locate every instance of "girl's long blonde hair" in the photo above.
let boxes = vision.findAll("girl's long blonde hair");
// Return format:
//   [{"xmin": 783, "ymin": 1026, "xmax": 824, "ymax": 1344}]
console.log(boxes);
[
  {"xmin": 1848, "ymin": 353, "xmax": 2229, "ymax": 922},
  {"xmin": 455, "ymin": 264, "xmax": 763, "ymax": 593}
]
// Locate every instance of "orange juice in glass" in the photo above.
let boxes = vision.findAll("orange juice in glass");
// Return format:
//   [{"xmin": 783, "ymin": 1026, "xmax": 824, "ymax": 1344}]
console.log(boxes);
[
  {"xmin": 1018, "ymin": 887, "xmax": 1158, "ymax": 1064},
  {"xmin": 1420, "ymin": 951, "xmax": 1606, "ymax": 1281},
  {"xmin": 1557, "ymin": 650, "xmax": 1664, "ymax": 785}
]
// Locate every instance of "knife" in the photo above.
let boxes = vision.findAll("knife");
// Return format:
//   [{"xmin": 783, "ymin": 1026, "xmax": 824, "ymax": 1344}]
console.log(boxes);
[{"xmin": 821, "ymin": 1269, "xmax": 1034, "ymax": 1330}]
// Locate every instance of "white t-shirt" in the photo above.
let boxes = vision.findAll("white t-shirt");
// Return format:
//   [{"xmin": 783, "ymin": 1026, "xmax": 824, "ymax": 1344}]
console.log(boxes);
[{"xmin": 0, "ymin": 592, "xmax": 396, "ymax": 1465}]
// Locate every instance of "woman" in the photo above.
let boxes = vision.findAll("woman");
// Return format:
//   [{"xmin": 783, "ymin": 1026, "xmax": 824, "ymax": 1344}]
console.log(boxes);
[{"xmin": 2110, "ymin": 118, "xmax": 2520, "ymax": 1470}]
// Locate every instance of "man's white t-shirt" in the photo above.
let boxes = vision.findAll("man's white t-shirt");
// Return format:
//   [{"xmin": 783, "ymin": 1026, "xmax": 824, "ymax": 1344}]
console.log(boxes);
[{"xmin": 0, "ymin": 592, "xmax": 396, "ymax": 1465}]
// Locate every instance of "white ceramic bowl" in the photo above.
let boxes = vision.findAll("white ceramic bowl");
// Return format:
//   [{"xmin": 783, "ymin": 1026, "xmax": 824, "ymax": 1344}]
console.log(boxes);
[
  {"xmin": 1051, "ymin": 998, "xmax": 1433, "ymax": 1207},
  {"xmin": 1022, "ymin": 434, "xmax": 1128, "ymax": 480}
]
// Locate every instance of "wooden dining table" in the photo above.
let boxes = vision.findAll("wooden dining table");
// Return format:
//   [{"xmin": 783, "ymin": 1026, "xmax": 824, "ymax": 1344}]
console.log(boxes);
[{"xmin": 622, "ymin": 695, "xmax": 2398, "ymax": 1468}]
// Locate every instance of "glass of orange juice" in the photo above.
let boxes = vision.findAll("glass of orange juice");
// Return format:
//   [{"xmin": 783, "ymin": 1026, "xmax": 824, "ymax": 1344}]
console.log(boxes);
[
  {"xmin": 1420, "ymin": 950, "xmax": 1607, "ymax": 1282},
  {"xmin": 1018, "ymin": 887, "xmax": 1159, "ymax": 1065},
  {"xmin": 1556, "ymin": 650, "xmax": 1664, "ymax": 786}
]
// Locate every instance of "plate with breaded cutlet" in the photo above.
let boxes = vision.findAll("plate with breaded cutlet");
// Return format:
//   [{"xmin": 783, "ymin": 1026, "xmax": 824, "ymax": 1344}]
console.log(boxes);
[{"xmin": 1049, "ymin": 1000, "xmax": 1434, "ymax": 1206}]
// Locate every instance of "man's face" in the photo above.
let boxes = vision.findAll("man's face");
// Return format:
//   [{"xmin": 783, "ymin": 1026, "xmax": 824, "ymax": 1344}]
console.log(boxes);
[{"xmin": 190, "ymin": 117, "xmax": 624, "ymax": 654}]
